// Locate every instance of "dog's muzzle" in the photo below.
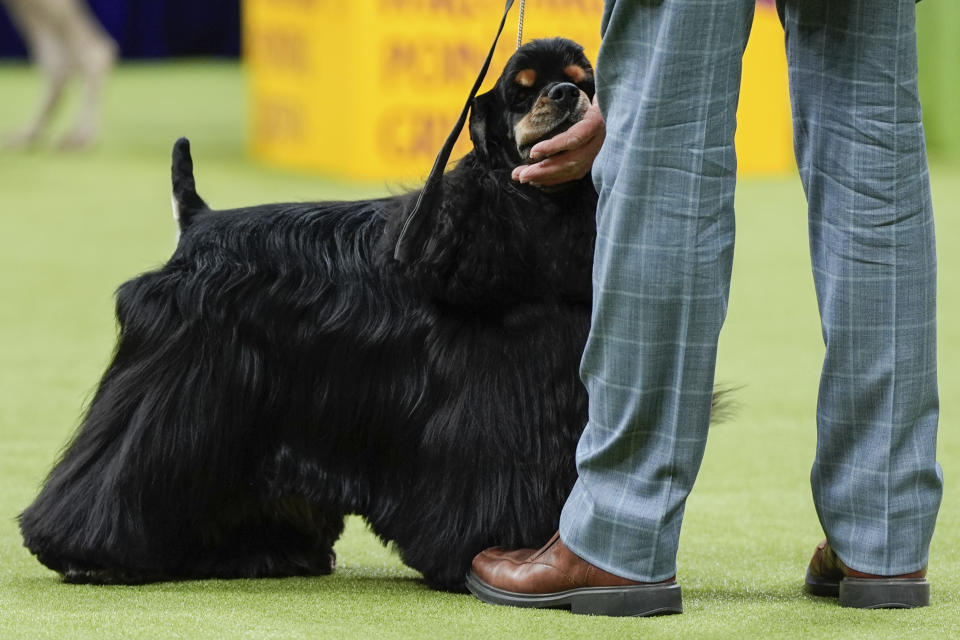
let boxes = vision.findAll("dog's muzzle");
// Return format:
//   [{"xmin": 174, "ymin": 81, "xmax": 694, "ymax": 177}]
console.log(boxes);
[{"xmin": 515, "ymin": 84, "xmax": 592, "ymax": 162}]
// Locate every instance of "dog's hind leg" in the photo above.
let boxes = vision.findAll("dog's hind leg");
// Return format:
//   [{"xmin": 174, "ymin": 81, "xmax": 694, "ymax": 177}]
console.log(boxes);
[
  {"xmin": 19, "ymin": 271, "xmax": 252, "ymax": 583},
  {"xmin": 18, "ymin": 352, "xmax": 205, "ymax": 583},
  {"xmin": 21, "ymin": 265, "xmax": 350, "ymax": 583}
]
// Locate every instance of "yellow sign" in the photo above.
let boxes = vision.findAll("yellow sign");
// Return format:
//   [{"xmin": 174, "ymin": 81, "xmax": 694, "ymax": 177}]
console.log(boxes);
[
  {"xmin": 738, "ymin": 1, "xmax": 794, "ymax": 175},
  {"xmin": 244, "ymin": 0, "xmax": 794, "ymax": 181}
]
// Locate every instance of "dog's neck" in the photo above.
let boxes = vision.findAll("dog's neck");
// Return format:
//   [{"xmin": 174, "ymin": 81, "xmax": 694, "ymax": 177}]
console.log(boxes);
[{"xmin": 380, "ymin": 152, "xmax": 596, "ymax": 309}]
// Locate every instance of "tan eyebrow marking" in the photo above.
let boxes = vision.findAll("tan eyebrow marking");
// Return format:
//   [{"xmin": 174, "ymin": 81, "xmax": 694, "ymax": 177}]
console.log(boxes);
[
  {"xmin": 564, "ymin": 64, "xmax": 589, "ymax": 83},
  {"xmin": 514, "ymin": 69, "xmax": 537, "ymax": 87}
]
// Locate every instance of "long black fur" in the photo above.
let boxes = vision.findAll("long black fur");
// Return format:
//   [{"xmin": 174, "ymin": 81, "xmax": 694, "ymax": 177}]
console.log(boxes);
[{"xmin": 20, "ymin": 38, "xmax": 601, "ymax": 591}]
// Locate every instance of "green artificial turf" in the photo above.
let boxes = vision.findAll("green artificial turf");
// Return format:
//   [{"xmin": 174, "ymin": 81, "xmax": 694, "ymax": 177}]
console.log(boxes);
[{"xmin": 0, "ymin": 61, "xmax": 958, "ymax": 639}]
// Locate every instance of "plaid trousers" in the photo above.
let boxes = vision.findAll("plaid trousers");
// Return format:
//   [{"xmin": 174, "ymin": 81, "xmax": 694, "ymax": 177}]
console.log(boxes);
[{"xmin": 559, "ymin": 0, "xmax": 942, "ymax": 581}]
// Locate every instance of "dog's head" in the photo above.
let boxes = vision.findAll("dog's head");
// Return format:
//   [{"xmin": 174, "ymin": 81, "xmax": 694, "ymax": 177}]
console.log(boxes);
[
  {"xmin": 387, "ymin": 38, "xmax": 597, "ymax": 304},
  {"xmin": 469, "ymin": 38, "xmax": 595, "ymax": 167}
]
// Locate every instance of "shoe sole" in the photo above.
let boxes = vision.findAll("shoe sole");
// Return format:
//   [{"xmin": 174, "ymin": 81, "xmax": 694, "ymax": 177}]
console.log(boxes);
[
  {"xmin": 840, "ymin": 578, "xmax": 930, "ymax": 609},
  {"xmin": 465, "ymin": 571, "xmax": 682, "ymax": 617},
  {"xmin": 805, "ymin": 569, "xmax": 930, "ymax": 608}
]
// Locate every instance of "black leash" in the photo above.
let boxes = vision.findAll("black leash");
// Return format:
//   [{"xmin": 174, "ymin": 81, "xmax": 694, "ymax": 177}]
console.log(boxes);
[{"xmin": 393, "ymin": 0, "xmax": 517, "ymax": 263}]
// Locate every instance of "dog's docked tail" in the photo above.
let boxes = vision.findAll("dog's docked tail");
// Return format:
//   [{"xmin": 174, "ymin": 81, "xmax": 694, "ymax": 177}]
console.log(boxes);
[{"xmin": 171, "ymin": 137, "xmax": 208, "ymax": 229}]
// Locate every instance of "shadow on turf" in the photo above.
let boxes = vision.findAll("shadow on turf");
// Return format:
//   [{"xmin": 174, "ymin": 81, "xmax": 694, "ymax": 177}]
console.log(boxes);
[
  {"xmin": 11, "ymin": 571, "xmax": 833, "ymax": 605},
  {"xmin": 11, "ymin": 570, "xmax": 436, "ymax": 596}
]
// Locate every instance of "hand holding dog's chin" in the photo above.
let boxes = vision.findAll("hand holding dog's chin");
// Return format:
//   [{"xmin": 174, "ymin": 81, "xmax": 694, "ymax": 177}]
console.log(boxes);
[{"xmin": 512, "ymin": 98, "xmax": 604, "ymax": 187}]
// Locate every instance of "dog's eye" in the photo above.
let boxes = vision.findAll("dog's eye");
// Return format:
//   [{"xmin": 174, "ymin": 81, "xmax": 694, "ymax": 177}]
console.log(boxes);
[{"xmin": 510, "ymin": 89, "xmax": 534, "ymax": 109}]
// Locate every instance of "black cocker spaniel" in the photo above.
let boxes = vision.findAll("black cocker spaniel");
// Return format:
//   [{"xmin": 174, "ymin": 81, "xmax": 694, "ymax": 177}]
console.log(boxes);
[{"xmin": 20, "ymin": 38, "xmax": 599, "ymax": 591}]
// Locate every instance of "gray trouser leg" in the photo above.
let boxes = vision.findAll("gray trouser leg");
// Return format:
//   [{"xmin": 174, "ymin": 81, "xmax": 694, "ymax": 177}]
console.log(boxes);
[
  {"xmin": 559, "ymin": 0, "xmax": 755, "ymax": 582},
  {"xmin": 779, "ymin": 0, "xmax": 942, "ymax": 575}
]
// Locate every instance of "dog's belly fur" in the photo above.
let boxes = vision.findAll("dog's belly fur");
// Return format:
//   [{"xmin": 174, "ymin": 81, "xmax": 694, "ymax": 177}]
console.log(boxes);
[{"xmin": 19, "ymin": 198, "xmax": 591, "ymax": 590}]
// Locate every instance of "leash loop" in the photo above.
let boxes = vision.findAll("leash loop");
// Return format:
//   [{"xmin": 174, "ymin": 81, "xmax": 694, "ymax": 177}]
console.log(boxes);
[{"xmin": 393, "ymin": 0, "xmax": 516, "ymax": 263}]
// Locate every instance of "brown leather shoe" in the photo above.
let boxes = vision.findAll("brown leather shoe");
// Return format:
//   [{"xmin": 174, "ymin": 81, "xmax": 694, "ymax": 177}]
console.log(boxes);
[
  {"xmin": 466, "ymin": 532, "xmax": 682, "ymax": 616},
  {"xmin": 804, "ymin": 539, "xmax": 930, "ymax": 608}
]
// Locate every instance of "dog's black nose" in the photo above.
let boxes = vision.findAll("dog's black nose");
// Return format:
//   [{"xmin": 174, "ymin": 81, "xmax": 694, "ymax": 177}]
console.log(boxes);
[{"xmin": 547, "ymin": 82, "xmax": 581, "ymax": 108}]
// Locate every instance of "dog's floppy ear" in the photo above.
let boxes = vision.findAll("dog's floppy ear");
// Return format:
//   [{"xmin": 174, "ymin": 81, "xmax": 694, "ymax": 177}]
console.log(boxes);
[
  {"xmin": 468, "ymin": 89, "xmax": 498, "ymax": 163},
  {"xmin": 393, "ymin": 0, "xmax": 516, "ymax": 264}
]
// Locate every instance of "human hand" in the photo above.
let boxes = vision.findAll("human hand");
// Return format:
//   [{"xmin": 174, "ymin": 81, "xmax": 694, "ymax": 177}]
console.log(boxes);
[{"xmin": 512, "ymin": 95, "xmax": 604, "ymax": 187}]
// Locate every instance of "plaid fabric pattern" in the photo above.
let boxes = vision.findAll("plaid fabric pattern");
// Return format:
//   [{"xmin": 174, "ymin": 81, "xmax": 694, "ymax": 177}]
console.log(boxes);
[{"xmin": 559, "ymin": 0, "xmax": 941, "ymax": 581}]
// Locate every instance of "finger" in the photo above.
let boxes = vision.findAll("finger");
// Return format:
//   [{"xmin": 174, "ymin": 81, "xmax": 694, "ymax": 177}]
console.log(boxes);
[
  {"xmin": 524, "ymin": 137, "xmax": 604, "ymax": 185},
  {"xmin": 529, "ymin": 106, "xmax": 604, "ymax": 160},
  {"xmin": 529, "ymin": 120, "xmax": 595, "ymax": 160},
  {"xmin": 535, "ymin": 150, "xmax": 598, "ymax": 186},
  {"xmin": 513, "ymin": 163, "xmax": 546, "ymax": 184},
  {"xmin": 518, "ymin": 157, "xmax": 584, "ymax": 186}
]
